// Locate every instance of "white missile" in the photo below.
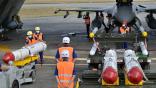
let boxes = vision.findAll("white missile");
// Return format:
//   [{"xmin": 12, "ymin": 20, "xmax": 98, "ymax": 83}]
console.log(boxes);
[
  {"xmin": 3, "ymin": 42, "xmax": 47, "ymax": 64},
  {"xmin": 12, "ymin": 48, "xmax": 30, "ymax": 61},
  {"xmin": 139, "ymin": 26, "xmax": 145, "ymax": 33},
  {"xmin": 124, "ymin": 50, "xmax": 139, "ymax": 71},
  {"xmin": 103, "ymin": 50, "xmax": 118, "ymax": 71},
  {"xmin": 124, "ymin": 50, "xmax": 143, "ymax": 84},
  {"xmin": 89, "ymin": 43, "xmax": 98, "ymax": 56},
  {"xmin": 102, "ymin": 50, "xmax": 118, "ymax": 84},
  {"xmin": 23, "ymin": 42, "xmax": 47, "ymax": 55},
  {"xmin": 92, "ymin": 27, "xmax": 98, "ymax": 34},
  {"xmin": 139, "ymin": 42, "xmax": 148, "ymax": 56}
]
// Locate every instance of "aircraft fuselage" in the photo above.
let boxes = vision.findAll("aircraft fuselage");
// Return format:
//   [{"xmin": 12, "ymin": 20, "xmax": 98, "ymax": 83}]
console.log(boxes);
[{"xmin": 112, "ymin": 4, "xmax": 136, "ymax": 25}]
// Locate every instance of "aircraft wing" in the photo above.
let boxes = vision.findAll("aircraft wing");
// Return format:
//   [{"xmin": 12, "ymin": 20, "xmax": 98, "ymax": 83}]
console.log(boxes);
[
  {"xmin": 54, "ymin": 7, "xmax": 113, "ymax": 17},
  {"xmin": 55, "ymin": 7, "xmax": 111, "ymax": 12},
  {"xmin": 137, "ymin": 5, "xmax": 156, "ymax": 13},
  {"xmin": 144, "ymin": 8, "xmax": 156, "ymax": 13}
]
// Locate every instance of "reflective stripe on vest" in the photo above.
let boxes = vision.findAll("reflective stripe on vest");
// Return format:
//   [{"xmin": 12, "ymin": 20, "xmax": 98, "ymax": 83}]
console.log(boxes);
[
  {"xmin": 57, "ymin": 62, "xmax": 74, "ymax": 88},
  {"xmin": 58, "ymin": 74, "xmax": 72, "ymax": 77},
  {"xmin": 60, "ymin": 80, "xmax": 72, "ymax": 83},
  {"xmin": 58, "ymin": 47, "xmax": 74, "ymax": 62}
]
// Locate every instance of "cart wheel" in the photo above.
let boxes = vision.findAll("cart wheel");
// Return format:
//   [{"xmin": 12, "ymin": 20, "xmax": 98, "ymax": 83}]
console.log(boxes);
[
  {"xmin": 30, "ymin": 71, "xmax": 36, "ymax": 83},
  {"xmin": 12, "ymin": 80, "xmax": 19, "ymax": 88}
]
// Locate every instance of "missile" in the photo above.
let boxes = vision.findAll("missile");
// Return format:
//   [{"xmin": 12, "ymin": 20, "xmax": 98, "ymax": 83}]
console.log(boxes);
[
  {"xmin": 89, "ymin": 43, "xmax": 98, "ymax": 56},
  {"xmin": 139, "ymin": 42, "xmax": 148, "ymax": 56},
  {"xmin": 102, "ymin": 50, "xmax": 118, "ymax": 84},
  {"xmin": 92, "ymin": 27, "xmax": 98, "ymax": 34},
  {"xmin": 124, "ymin": 50, "xmax": 143, "ymax": 84},
  {"xmin": 3, "ymin": 42, "xmax": 47, "ymax": 64}
]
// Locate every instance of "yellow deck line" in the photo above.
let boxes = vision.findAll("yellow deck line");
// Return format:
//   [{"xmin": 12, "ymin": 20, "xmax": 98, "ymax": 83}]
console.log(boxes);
[
  {"xmin": 36, "ymin": 64, "xmax": 88, "ymax": 66},
  {"xmin": 43, "ymin": 55, "xmax": 87, "ymax": 60},
  {"xmin": 0, "ymin": 45, "xmax": 10, "ymax": 52},
  {"xmin": 43, "ymin": 55, "xmax": 156, "ymax": 61}
]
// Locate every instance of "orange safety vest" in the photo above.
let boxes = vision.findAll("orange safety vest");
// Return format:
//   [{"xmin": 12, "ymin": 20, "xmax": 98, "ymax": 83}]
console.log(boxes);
[
  {"xmin": 58, "ymin": 47, "xmax": 74, "ymax": 62},
  {"xmin": 119, "ymin": 27, "xmax": 129, "ymax": 34},
  {"xmin": 57, "ymin": 62, "xmax": 74, "ymax": 88},
  {"xmin": 33, "ymin": 33, "xmax": 43, "ymax": 41},
  {"xmin": 25, "ymin": 37, "xmax": 37, "ymax": 45},
  {"xmin": 84, "ymin": 17, "xmax": 90, "ymax": 25}
]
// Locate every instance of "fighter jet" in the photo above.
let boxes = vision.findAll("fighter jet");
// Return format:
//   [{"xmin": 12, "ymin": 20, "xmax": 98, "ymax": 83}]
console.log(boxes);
[
  {"xmin": 55, "ymin": 0, "xmax": 156, "ymax": 37},
  {"xmin": 0, "ymin": 0, "xmax": 25, "ymax": 38}
]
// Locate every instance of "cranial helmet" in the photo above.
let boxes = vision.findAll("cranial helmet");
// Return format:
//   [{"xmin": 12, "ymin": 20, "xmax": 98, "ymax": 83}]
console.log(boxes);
[{"xmin": 62, "ymin": 37, "xmax": 70, "ymax": 44}]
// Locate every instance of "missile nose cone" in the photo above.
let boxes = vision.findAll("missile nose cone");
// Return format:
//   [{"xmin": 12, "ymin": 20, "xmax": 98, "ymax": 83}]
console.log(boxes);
[
  {"xmin": 102, "ymin": 66, "xmax": 118, "ymax": 84},
  {"xmin": 3, "ymin": 52, "xmax": 15, "ymax": 64},
  {"xmin": 128, "ymin": 67, "xmax": 143, "ymax": 84}
]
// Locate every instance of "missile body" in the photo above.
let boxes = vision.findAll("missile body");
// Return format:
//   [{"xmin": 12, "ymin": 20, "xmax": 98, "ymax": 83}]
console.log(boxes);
[
  {"xmin": 139, "ymin": 42, "xmax": 148, "ymax": 56},
  {"xmin": 3, "ymin": 42, "xmax": 47, "ymax": 64},
  {"xmin": 124, "ymin": 50, "xmax": 143, "ymax": 84},
  {"xmin": 102, "ymin": 50, "xmax": 118, "ymax": 84},
  {"xmin": 90, "ymin": 43, "xmax": 98, "ymax": 56}
]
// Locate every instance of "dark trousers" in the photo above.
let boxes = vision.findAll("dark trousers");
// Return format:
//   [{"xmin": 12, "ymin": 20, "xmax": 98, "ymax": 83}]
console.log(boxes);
[
  {"xmin": 102, "ymin": 21, "xmax": 109, "ymax": 33},
  {"xmin": 123, "ymin": 42, "xmax": 128, "ymax": 49},
  {"xmin": 39, "ymin": 52, "xmax": 43, "ymax": 64},
  {"xmin": 86, "ymin": 24, "xmax": 90, "ymax": 38}
]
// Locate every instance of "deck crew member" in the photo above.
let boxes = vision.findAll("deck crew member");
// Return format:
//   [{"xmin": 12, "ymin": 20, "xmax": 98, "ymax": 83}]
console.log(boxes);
[{"xmin": 55, "ymin": 37, "xmax": 77, "ymax": 63}]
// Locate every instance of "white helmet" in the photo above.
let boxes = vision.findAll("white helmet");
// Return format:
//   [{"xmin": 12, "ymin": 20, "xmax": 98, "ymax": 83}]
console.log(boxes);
[
  {"xmin": 27, "ymin": 31, "xmax": 33, "ymax": 36},
  {"xmin": 62, "ymin": 37, "xmax": 70, "ymax": 44},
  {"xmin": 61, "ymin": 50, "xmax": 69, "ymax": 58},
  {"xmin": 122, "ymin": 24, "xmax": 126, "ymax": 27},
  {"xmin": 35, "ymin": 27, "xmax": 40, "ymax": 31}
]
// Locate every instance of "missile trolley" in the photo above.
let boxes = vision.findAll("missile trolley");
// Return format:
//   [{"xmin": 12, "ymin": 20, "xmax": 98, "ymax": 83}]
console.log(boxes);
[
  {"xmin": 76, "ymin": 26, "xmax": 156, "ymax": 87},
  {"xmin": 0, "ymin": 42, "xmax": 47, "ymax": 88}
]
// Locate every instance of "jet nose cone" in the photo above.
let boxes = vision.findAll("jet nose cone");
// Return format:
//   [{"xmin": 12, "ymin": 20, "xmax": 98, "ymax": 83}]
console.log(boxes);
[
  {"xmin": 102, "ymin": 66, "xmax": 118, "ymax": 84},
  {"xmin": 128, "ymin": 67, "xmax": 143, "ymax": 84}
]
